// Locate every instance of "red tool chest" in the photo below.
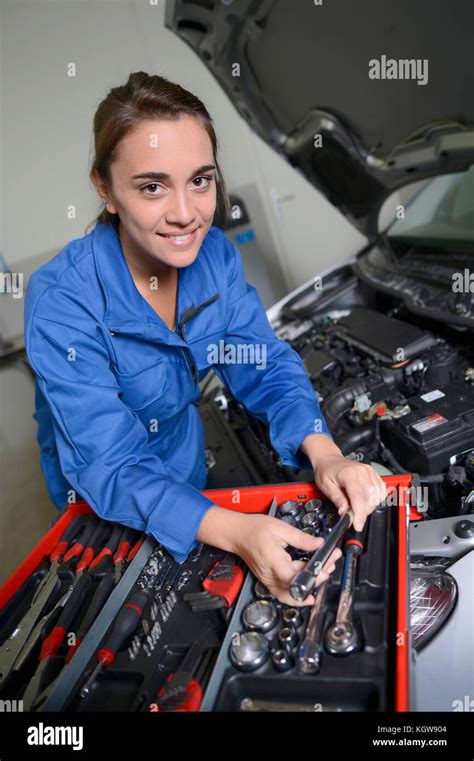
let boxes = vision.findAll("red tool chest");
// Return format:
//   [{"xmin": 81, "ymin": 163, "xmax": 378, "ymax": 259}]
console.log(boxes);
[{"xmin": 0, "ymin": 475, "xmax": 412, "ymax": 712}]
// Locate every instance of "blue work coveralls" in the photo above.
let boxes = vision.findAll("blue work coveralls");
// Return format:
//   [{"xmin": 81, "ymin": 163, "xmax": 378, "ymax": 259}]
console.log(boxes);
[{"xmin": 24, "ymin": 219, "xmax": 332, "ymax": 561}]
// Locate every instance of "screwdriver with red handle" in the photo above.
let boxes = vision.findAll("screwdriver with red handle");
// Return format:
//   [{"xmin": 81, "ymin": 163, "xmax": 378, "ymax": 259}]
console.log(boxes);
[
  {"xmin": 30, "ymin": 528, "xmax": 145, "ymax": 709},
  {"xmin": 79, "ymin": 588, "xmax": 149, "ymax": 699},
  {"xmin": 19, "ymin": 520, "xmax": 120, "ymax": 709}
]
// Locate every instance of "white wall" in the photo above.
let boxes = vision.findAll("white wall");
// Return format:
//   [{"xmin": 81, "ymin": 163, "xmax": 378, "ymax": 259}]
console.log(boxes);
[
  {"xmin": 2, "ymin": 0, "xmax": 360, "ymax": 285},
  {"xmin": 0, "ymin": 0, "xmax": 362, "ymax": 453}
]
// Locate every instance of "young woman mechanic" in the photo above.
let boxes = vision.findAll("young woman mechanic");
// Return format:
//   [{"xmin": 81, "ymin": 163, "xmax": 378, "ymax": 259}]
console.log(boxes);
[{"xmin": 24, "ymin": 72, "xmax": 387, "ymax": 606}]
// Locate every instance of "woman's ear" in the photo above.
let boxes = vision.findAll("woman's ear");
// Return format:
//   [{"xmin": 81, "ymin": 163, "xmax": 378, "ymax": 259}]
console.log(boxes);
[{"xmin": 90, "ymin": 169, "xmax": 114, "ymax": 211}]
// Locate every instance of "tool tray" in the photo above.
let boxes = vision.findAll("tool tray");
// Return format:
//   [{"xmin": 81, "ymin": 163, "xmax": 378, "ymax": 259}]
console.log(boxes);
[{"xmin": 0, "ymin": 476, "xmax": 411, "ymax": 711}]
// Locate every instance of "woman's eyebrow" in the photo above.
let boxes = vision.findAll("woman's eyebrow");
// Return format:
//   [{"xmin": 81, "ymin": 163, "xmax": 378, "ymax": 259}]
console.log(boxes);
[{"xmin": 131, "ymin": 164, "xmax": 216, "ymax": 181}]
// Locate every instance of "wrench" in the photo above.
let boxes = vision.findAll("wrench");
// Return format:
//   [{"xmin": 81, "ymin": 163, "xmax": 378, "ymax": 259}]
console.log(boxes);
[
  {"xmin": 297, "ymin": 580, "xmax": 329, "ymax": 673},
  {"xmin": 290, "ymin": 512, "xmax": 351, "ymax": 602},
  {"xmin": 324, "ymin": 521, "xmax": 369, "ymax": 655}
]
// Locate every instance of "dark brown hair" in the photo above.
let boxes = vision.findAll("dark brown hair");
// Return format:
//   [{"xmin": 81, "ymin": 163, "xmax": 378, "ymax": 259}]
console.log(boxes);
[{"xmin": 85, "ymin": 71, "xmax": 230, "ymax": 234}]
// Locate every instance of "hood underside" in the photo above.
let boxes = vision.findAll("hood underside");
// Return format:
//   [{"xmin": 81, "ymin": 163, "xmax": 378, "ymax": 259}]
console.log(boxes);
[{"xmin": 166, "ymin": 0, "xmax": 474, "ymax": 235}]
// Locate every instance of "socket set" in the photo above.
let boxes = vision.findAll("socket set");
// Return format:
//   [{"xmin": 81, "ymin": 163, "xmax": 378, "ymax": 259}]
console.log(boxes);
[{"xmin": 200, "ymin": 492, "xmax": 403, "ymax": 712}]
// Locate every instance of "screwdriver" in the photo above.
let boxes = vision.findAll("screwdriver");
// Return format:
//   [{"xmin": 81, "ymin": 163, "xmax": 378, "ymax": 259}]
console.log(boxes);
[
  {"xmin": 79, "ymin": 588, "xmax": 148, "ymax": 698},
  {"xmin": 65, "ymin": 529, "xmax": 143, "ymax": 664},
  {"xmin": 16, "ymin": 520, "xmax": 116, "ymax": 675}
]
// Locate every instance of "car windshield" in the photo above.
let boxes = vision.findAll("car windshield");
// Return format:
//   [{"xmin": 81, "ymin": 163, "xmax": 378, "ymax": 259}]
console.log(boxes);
[{"xmin": 387, "ymin": 165, "xmax": 474, "ymax": 254}]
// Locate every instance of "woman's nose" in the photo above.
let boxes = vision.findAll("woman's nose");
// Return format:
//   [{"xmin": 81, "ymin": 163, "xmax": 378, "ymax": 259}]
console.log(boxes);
[{"xmin": 166, "ymin": 189, "xmax": 195, "ymax": 225}]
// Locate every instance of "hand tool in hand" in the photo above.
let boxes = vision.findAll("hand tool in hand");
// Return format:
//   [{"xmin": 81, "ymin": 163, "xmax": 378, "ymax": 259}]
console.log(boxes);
[
  {"xmin": 0, "ymin": 515, "xmax": 96, "ymax": 688},
  {"xmin": 229, "ymin": 631, "xmax": 270, "ymax": 672},
  {"xmin": 324, "ymin": 521, "xmax": 369, "ymax": 655},
  {"xmin": 297, "ymin": 580, "xmax": 329, "ymax": 674},
  {"xmin": 290, "ymin": 511, "xmax": 352, "ymax": 602},
  {"xmin": 153, "ymin": 641, "xmax": 212, "ymax": 712},
  {"xmin": 242, "ymin": 600, "xmax": 278, "ymax": 633},
  {"xmin": 79, "ymin": 588, "xmax": 148, "ymax": 698},
  {"xmin": 184, "ymin": 554, "xmax": 244, "ymax": 611}
]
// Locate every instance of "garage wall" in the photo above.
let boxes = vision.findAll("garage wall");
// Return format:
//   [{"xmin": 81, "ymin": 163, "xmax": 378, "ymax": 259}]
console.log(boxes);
[
  {"xmin": 1, "ymin": 0, "xmax": 361, "ymax": 286},
  {"xmin": 0, "ymin": 0, "xmax": 363, "ymax": 455}
]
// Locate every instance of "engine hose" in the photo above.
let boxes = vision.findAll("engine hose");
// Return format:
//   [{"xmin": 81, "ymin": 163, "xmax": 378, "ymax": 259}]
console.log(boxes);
[
  {"xmin": 321, "ymin": 381, "xmax": 366, "ymax": 430},
  {"xmin": 337, "ymin": 424, "xmax": 375, "ymax": 457}
]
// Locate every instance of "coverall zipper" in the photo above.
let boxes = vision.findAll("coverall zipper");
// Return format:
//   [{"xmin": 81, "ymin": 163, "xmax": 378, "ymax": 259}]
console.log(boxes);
[{"xmin": 176, "ymin": 293, "xmax": 220, "ymax": 384}]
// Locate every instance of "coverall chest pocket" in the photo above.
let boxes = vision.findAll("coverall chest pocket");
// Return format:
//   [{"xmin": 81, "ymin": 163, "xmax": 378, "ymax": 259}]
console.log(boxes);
[{"xmin": 115, "ymin": 358, "xmax": 170, "ymax": 414}]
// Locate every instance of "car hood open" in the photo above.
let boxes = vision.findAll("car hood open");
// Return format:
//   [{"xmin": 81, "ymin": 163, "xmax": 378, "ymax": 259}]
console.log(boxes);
[{"xmin": 165, "ymin": 0, "xmax": 474, "ymax": 236}]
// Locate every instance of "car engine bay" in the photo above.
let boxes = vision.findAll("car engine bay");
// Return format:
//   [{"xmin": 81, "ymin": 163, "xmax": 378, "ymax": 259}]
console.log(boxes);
[{"xmin": 200, "ymin": 254, "xmax": 474, "ymax": 524}]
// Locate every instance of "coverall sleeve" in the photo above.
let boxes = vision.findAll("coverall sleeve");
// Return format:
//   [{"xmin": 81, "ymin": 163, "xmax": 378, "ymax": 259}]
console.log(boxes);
[
  {"xmin": 212, "ymin": 236, "xmax": 334, "ymax": 471},
  {"xmin": 24, "ymin": 290, "xmax": 215, "ymax": 562}
]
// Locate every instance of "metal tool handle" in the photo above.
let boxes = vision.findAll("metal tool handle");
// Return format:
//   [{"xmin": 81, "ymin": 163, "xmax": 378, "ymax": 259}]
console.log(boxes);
[
  {"xmin": 290, "ymin": 512, "xmax": 351, "ymax": 601},
  {"xmin": 297, "ymin": 580, "xmax": 328, "ymax": 673},
  {"xmin": 334, "ymin": 551, "xmax": 357, "ymax": 625}
]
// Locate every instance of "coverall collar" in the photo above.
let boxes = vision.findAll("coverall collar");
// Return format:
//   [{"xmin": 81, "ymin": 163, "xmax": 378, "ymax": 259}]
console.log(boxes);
[{"xmin": 91, "ymin": 220, "xmax": 217, "ymax": 345}]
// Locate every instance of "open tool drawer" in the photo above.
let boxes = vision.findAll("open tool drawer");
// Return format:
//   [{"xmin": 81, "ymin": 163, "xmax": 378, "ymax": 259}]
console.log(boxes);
[
  {"xmin": 0, "ymin": 475, "xmax": 411, "ymax": 712},
  {"xmin": 200, "ymin": 475, "xmax": 413, "ymax": 712}
]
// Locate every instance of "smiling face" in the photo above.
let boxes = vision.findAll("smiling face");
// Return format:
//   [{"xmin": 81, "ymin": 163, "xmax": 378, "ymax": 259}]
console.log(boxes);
[{"xmin": 93, "ymin": 115, "xmax": 217, "ymax": 271}]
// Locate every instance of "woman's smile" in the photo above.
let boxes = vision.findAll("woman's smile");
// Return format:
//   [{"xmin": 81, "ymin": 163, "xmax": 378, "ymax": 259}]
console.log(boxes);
[{"xmin": 156, "ymin": 227, "xmax": 199, "ymax": 247}]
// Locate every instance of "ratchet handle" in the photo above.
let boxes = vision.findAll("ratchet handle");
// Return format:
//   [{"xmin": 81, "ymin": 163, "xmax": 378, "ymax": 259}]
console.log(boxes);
[
  {"xmin": 290, "ymin": 512, "xmax": 351, "ymax": 602},
  {"xmin": 344, "ymin": 519, "xmax": 369, "ymax": 555}
]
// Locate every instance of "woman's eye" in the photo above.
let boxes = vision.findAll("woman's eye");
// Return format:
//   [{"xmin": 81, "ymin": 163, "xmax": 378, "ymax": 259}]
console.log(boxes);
[
  {"xmin": 192, "ymin": 175, "xmax": 212, "ymax": 189},
  {"xmin": 141, "ymin": 183, "xmax": 163, "ymax": 196}
]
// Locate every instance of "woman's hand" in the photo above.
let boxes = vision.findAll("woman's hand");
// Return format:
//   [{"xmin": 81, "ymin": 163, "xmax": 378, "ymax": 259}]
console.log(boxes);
[
  {"xmin": 232, "ymin": 513, "xmax": 342, "ymax": 606},
  {"xmin": 301, "ymin": 434, "xmax": 387, "ymax": 531},
  {"xmin": 314, "ymin": 455, "xmax": 387, "ymax": 531}
]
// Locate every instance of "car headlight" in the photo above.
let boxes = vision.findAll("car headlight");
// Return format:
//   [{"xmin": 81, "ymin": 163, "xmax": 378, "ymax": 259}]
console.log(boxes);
[{"xmin": 410, "ymin": 569, "xmax": 457, "ymax": 651}]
